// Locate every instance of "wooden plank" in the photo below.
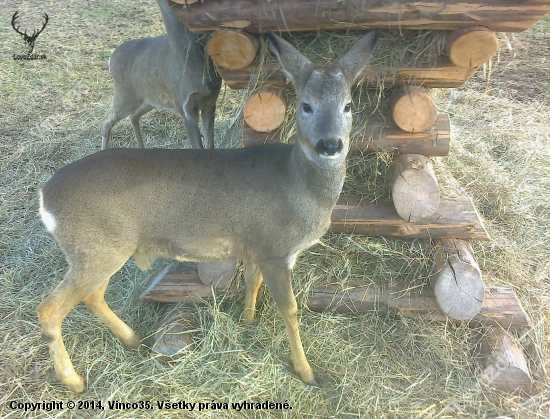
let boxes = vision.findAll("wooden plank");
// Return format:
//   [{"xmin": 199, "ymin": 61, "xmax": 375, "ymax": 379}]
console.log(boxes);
[
  {"xmin": 307, "ymin": 285, "xmax": 532, "ymax": 329},
  {"xmin": 140, "ymin": 263, "xmax": 214, "ymax": 303},
  {"xmin": 171, "ymin": 0, "xmax": 550, "ymax": 33},
  {"xmin": 243, "ymin": 114, "xmax": 451, "ymax": 156},
  {"xmin": 331, "ymin": 194, "xmax": 490, "ymax": 241},
  {"xmin": 217, "ymin": 58, "xmax": 478, "ymax": 90}
]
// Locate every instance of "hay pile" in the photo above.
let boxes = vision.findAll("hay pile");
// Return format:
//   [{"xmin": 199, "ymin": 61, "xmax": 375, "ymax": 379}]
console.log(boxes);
[{"xmin": 1, "ymin": 0, "xmax": 549, "ymax": 417}]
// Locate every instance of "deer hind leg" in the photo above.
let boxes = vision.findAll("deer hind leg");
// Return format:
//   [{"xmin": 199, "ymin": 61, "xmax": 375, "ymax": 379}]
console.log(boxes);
[
  {"xmin": 258, "ymin": 260, "xmax": 317, "ymax": 385},
  {"xmin": 37, "ymin": 256, "xmax": 131, "ymax": 393},
  {"xmin": 102, "ymin": 92, "xmax": 142, "ymax": 150},
  {"xmin": 241, "ymin": 260, "xmax": 264, "ymax": 324},
  {"xmin": 81, "ymin": 281, "xmax": 141, "ymax": 349},
  {"xmin": 129, "ymin": 103, "xmax": 154, "ymax": 148}
]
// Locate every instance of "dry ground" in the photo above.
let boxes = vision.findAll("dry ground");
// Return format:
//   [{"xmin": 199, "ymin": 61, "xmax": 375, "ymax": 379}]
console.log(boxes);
[{"xmin": 0, "ymin": 1, "xmax": 549, "ymax": 418}]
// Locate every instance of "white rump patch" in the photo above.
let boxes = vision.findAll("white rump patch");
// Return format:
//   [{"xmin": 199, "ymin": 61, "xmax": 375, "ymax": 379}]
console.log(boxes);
[{"xmin": 39, "ymin": 190, "xmax": 56, "ymax": 232}]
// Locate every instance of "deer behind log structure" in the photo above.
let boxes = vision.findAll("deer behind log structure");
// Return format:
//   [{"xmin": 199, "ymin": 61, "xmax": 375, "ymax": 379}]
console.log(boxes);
[
  {"xmin": 101, "ymin": 0, "xmax": 221, "ymax": 149},
  {"xmin": 38, "ymin": 30, "xmax": 379, "ymax": 393}
]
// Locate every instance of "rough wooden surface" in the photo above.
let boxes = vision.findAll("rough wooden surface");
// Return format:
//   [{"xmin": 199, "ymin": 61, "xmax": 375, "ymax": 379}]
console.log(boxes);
[
  {"xmin": 307, "ymin": 285, "xmax": 532, "ymax": 329},
  {"xmin": 206, "ymin": 30, "xmax": 259, "ymax": 70},
  {"xmin": 171, "ymin": 0, "xmax": 550, "ymax": 33},
  {"xmin": 242, "ymin": 113, "xmax": 451, "ymax": 156},
  {"xmin": 445, "ymin": 26, "xmax": 499, "ymax": 68},
  {"xmin": 331, "ymin": 194, "xmax": 489, "ymax": 241},
  {"xmin": 140, "ymin": 263, "xmax": 214, "ymax": 303},
  {"xmin": 216, "ymin": 58, "xmax": 478, "ymax": 90},
  {"xmin": 391, "ymin": 153, "xmax": 440, "ymax": 222},
  {"xmin": 432, "ymin": 239, "xmax": 485, "ymax": 320},
  {"xmin": 243, "ymin": 89, "xmax": 286, "ymax": 132},
  {"xmin": 390, "ymin": 86, "xmax": 438, "ymax": 133},
  {"xmin": 480, "ymin": 326, "xmax": 533, "ymax": 392}
]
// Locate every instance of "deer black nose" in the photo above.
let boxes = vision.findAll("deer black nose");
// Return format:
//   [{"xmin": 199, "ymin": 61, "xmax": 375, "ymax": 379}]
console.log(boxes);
[{"xmin": 314, "ymin": 139, "xmax": 344, "ymax": 156}]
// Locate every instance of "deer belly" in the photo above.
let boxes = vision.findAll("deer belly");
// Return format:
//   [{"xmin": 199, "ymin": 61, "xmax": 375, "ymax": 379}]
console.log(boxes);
[{"xmin": 145, "ymin": 94, "xmax": 176, "ymax": 112}]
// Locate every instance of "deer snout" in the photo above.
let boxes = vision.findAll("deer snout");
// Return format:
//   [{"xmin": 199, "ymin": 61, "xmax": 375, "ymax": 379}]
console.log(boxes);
[{"xmin": 314, "ymin": 138, "xmax": 344, "ymax": 157}]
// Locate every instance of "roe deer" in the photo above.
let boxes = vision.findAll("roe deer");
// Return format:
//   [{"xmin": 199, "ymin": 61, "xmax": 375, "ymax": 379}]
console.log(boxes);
[
  {"xmin": 38, "ymin": 30, "xmax": 379, "ymax": 392},
  {"xmin": 101, "ymin": 0, "xmax": 220, "ymax": 150}
]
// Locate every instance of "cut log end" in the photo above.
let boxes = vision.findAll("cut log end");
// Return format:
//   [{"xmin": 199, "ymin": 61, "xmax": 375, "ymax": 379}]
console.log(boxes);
[
  {"xmin": 390, "ymin": 86, "xmax": 437, "ymax": 133},
  {"xmin": 243, "ymin": 89, "xmax": 286, "ymax": 133},
  {"xmin": 391, "ymin": 154, "xmax": 440, "ymax": 222},
  {"xmin": 206, "ymin": 30, "xmax": 259, "ymax": 70},
  {"xmin": 446, "ymin": 27, "xmax": 499, "ymax": 68},
  {"xmin": 432, "ymin": 239, "xmax": 484, "ymax": 320},
  {"xmin": 197, "ymin": 259, "xmax": 238, "ymax": 289},
  {"xmin": 481, "ymin": 327, "xmax": 532, "ymax": 393}
]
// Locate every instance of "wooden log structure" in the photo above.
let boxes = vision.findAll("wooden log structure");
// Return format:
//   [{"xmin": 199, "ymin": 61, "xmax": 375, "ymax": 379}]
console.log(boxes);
[
  {"xmin": 431, "ymin": 239, "xmax": 485, "ymax": 320},
  {"xmin": 480, "ymin": 326, "xmax": 533, "ymax": 392},
  {"xmin": 243, "ymin": 88, "xmax": 286, "ymax": 133},
  {"xmin": 445, "ymin": 26, "xmax": 499, "ymax": 68},
  {"xmin": 306, "ymin": 285, "xmax": 531, "ymax": 329},
  {"xmin": 140, "ymin": 269, "xmax": 531, "ymax": 331},
  {"xmin": 170, "ymin": 0, "xmax": 550, "ymax": 33},
  {"xmin": 206, "ymin": 30, "xmax": 259, "ymax": 70},
  {"xmin": 331, "ymin": 194, "xmax": 489, "ymax": 241},
  {"xmin": 243, "ymin": 113, "xmax": 451, "ymax": 156},
  {"xmin": 216, "ymin": 57, "xmax": 479, "ymax": 90},
  {"xmin": 140, "ymin": 263, "xmax": 216, "ymax": 303},
  {"xmin": 390, "ymin": 86, "xmax": 438, "ymax": 133},
  {"xmin": 390, "ymin": 153, "xmax": 440, "ymax": 222}
]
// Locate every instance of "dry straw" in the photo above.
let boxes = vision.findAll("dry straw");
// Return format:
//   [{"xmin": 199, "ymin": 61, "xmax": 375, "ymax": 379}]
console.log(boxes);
[{"xmin": 1, "ymin": 0, "xmax": 549, "ymax": 417}]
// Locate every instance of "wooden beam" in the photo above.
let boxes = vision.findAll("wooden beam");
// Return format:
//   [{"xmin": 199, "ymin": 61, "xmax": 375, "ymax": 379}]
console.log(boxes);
[
  {"xmin": 243, "ymin": 114, "xmax": 451, "ymax": 156},
  {"xmin": 140, "ymin": 263, "xmax": 214, "ymax": 303},
  {"xmin": 307, "ymin": 285, "xmax": 532, "ymax": 329},
  {"xmin": 331, "ymin": 194, "xmax": 489, "ymax": 241},
  {"xmin": 479, "ymin": 326, "xmax": 533, "ymax": 392},
  {"xmin": 171, "ymin": 0, "xmax": 550, "ymax": 33},
  {"xmin": 216, "ymin": 58, "xmax": 478, "ymax": 90}
]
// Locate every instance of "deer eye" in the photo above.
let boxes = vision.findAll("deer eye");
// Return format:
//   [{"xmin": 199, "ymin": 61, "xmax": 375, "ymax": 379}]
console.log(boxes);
[
  {"xmin": 302, "ymin": 103, "xmax": 312, "ymax": 114},
  {"xmin": 344, "ymin": 103, "xmax": 352, "ymax": 113}
]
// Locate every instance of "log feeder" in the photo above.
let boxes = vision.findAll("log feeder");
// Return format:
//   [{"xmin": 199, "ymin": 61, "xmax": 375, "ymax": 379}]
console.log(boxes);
[
  {"xmin": 445, "ymin": 26, "xmax": 499, "ymax": 68},
  {"xmin": 480, "ymin": 326, "xmax": 533, "ymax": 393},
  {"xmin": 390, "ymin": 86, "xmax": 438, "ymax": 133},
  {"xmin": 306, "ymin": 285, "xmax": 531, "ymax": 329},
  {"xmin": 171, "ymin": 0, "xmax": 550, "ymax": 33},
  {"xmin": 391, "ymin": 153, "xmax": 440, "ymax": 222},
  {"xmin": 331, "ymin": 194, "xmax": 489, "ymax": 241},
  {"xmin": 216, "ymin": 57, "xmax": 479, "ymax": 90},
  {"xmin": 243, "ymin": 89, "xmax": 286, "ymax": 133},
  {"xmin": 242, "ymin": 113, "xmax": 451, "ymax": 156},
  {"xmin": 206, "ymin": 30, "xmax": 259, "ymax": 70},
  {"xmin": 431, "ymin": 239, "xmax": 485, "ymax": 320}
]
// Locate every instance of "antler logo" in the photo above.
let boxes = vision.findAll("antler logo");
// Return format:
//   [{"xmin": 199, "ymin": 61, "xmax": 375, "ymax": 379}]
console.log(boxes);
[{"xmin": 11, "ymin": 11, "xmax": 49, "ymax": 54}]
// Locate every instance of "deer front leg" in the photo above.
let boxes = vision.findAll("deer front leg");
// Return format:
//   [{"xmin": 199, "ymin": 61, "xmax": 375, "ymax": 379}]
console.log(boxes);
[
  {"xmin": 180, "ymin": 97, "xmax": 203, "ymax": 149},
  {"xmin": 241, "ymin": 260, "xmax": 263, "ymax": 324},
  {"xmin": 259, "ymin": 260, "xmax": 317, "ymax": 385}
]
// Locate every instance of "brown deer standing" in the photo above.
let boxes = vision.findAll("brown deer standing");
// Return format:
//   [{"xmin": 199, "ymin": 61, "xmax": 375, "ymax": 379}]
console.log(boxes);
[
  {"xmin": 101, "ymin": 0, "xmax": 220, "ymax": 149},
  {"xmin": 38, "ymin": 29, "xmax": 379, "ymax": 392}
]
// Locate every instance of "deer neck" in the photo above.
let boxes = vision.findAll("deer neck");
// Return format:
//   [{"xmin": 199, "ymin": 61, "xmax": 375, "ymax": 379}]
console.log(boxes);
[{"xmin": 289, "ymin": 136, "xmax": 346, "ymax": 207}]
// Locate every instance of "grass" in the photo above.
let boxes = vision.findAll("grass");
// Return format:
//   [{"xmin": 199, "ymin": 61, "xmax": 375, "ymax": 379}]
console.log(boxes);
[{"xmin": 1, "ymin": 0, "xmax": 549, "ymax": 418}]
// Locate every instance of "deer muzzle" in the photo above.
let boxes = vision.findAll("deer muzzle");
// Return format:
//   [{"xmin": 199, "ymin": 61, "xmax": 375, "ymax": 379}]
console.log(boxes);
[{"xmin": 314, "ymin": 138, "xmax": 344, "ymax": 157}]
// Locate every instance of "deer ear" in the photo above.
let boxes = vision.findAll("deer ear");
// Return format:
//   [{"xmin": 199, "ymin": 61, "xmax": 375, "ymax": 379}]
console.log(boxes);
[
  {"xmin": 337, "ymin": 29, "xmax": 380, "ymax": 86},
  {"xmin": 267, "ymin": 31, "xmax": 314, "ymax": 90}
]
